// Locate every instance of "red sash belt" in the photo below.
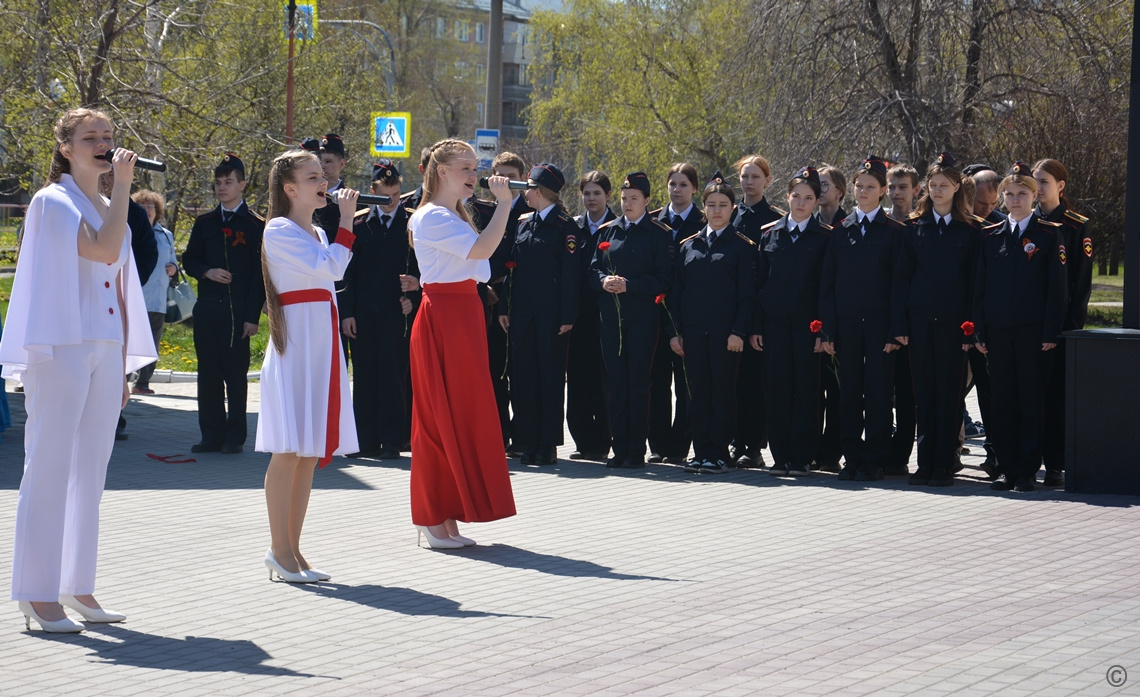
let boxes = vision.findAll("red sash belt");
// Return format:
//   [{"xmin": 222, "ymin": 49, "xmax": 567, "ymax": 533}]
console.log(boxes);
[{"xmin": 278, "ymin": 288, "xmax": 340, "ymax": 467}]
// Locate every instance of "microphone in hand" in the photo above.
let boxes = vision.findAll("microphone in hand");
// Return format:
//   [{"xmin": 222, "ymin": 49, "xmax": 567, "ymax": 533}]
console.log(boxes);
[
  {"xmin": 101, "ymin": 148, "xmax": 167, "ymax": 172},
  {"xmin": 478, "ymin": 176, "xmax": 533, "ymax": 191}
]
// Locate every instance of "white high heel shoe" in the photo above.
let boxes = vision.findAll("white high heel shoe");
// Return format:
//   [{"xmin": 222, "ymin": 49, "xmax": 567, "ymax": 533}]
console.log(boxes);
[
  {"xmin": 450, "ymin": 533, "xmax": 477, "ymax": 547},
  {"xmin": 59, "ymin": 595, "xmax": 125, "ymax": 623},
  {"xmin": 18, "ymin": 602, "xmax": 84, "ymax": 633},
  {"xmin": 304, "ymin": 568, "xmax": 332, "ymax": 581},
  {"xmin": 264, "ymin": 549, "xmax": 317, "ymax": 583},
  {"xmin": 416, "ymin": 525, "xmax": 464, "ymax": 549}
]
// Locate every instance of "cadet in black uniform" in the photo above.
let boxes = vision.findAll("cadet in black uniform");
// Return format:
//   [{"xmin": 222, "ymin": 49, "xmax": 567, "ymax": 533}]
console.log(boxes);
[
  {"xmin": 730, "ymin": 154, "xmax": 784, "ymax": 468},
  {"xmin": 972, "ymin": 163, "xmax": 1068, "ymax": 492},
  {"xmin": 885, "ymin": 163, "xmax": 920, "ymax": 474},
  {"xmin": 589, "ymin": 172, "xmax": 674, "ymax": 469},
  {"xmin": 498, "ymin": 164, "xmax": 582, "ymax": 465},
  {"xmin": 819, "ymin": 157, "xmax": 904, "ymax": 482},
  {"xmin": 182, "ymin": 153, "xmax": 266, "ymax": 453},
  {"xmin": 814, "ymin": 165, "xmax": 848, "ymax": 472},
  {"xmin": 648, "ymin": 163, "xmax": 704, "ymax": 464},
  {"xmin": 893, "ymin": 153, "xmax": 982, "ymax": 486},
  {"xmin": 750, "ymin": 167, "xmax": 831, "ymax": 477},
  {"xmin": 314, "ymin": 133, "xmax": 347, "ymax": 241},
  {"xmin": 340, "ymin": 161, "xmax": 420, "ymax": 459},
  {"xmin": 1033, "ymin": 158, "xmax": 1092, "ymax": 487},
  {"xmin": 667, "ymin": 172, "xmax": 756, "ymax": 473},
  {"xmin": 567, "ymin": 171, "xmax": 616, "ymax": 460}
]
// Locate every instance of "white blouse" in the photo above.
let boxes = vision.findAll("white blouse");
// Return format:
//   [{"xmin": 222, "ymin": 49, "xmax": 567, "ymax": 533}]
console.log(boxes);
[{"xmin": 409, "ymin": 203, "xmax": 490, "ymax": 284}]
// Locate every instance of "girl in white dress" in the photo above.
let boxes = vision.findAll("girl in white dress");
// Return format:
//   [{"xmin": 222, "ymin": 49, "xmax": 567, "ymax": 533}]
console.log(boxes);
[{"xmin": 256, "ymin": 149, "xmax": 360, "ymax": 583}]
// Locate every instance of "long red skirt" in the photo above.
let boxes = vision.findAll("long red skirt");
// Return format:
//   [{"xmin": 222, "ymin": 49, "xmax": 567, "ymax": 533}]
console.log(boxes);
[{"xmin": 409, "ymin": 281, "xmax": 516, "ymax": 525}]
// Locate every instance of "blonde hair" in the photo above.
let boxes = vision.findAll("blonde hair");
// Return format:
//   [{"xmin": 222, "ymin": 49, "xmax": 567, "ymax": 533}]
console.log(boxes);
[
  {"xmin": 48, "ymin": 108, "xmax": 113, "ymax": 185},
  {"xmin": 999, "ymin": 174, "xmax": 1038, "ymax": 195},
  {"xmin": 421, "ymin": 138, "xmax": 477, "ymax": 229},
  {"xmin": 263, "ymin": 149, "xmax": 321, "ymax": 354},
  {"xmin": 733, "ymin": 154, "xmax": 771, "ymax": 178},
  {"xmin": 132, "ymin": 189, "xmax": 165, "ymax": 222}
]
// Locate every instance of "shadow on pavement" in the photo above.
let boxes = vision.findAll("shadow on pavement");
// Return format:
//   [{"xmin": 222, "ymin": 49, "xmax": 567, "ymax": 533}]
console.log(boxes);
[
  {"xmin": 459, "ymin": 544, "xmax": 681, "ymax": 582},
  {"xmin": 34, "ymin": 624, "xmax": 325, "ymax": 677},
  {"xmin": 296, "ymin": 582, "xmax": 543, "ymax": 619}
]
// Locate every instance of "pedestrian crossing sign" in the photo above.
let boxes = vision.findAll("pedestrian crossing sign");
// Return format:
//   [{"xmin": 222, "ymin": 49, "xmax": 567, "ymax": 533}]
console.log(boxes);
[{"xmin": 371, "ymin": 112, "xmax": 411, "ymax": 158}]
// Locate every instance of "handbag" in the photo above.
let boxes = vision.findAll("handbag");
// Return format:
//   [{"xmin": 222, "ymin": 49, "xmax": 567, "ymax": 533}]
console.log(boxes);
[{"xmin": 166, "ymin": 269, "xmax": 197, "ymax": 323}]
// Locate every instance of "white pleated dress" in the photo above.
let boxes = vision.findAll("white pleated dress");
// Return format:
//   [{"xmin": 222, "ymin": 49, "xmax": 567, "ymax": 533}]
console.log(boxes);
[{"xmin": 255, "ymin": 217, "xmax": 359, "ymax": 459}]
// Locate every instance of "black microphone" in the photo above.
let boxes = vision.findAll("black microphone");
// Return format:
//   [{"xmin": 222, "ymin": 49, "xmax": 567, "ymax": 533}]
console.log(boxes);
[
  {"xmin": 478, "ymin": 176, "xmax": 534, "ymax": 190},
  {"xmin": 324, "ymin": 191, "xmax": 391, "ymax": 206},
  {"xmin": 101, "ymin": 149, "xmax": 167, "ymax": 172}
]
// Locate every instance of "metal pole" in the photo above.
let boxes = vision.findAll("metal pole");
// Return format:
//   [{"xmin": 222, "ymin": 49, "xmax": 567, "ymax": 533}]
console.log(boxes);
[
  {"xmin": 286, "ymin": 0, "xmax": 296, "ymax": 141},
  {"xmin": 484, "ymin": 0, "xmax": 503, "ymax": 129},
  {"xmin": 1125, "ymin": 1, "xmax": 1140, "ymax": 328}
]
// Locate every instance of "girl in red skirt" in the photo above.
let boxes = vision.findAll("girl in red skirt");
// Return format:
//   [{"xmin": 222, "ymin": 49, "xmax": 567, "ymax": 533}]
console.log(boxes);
[{"xmin": 408, "ymin": 139, "xmax": 516, "ymax": 549}]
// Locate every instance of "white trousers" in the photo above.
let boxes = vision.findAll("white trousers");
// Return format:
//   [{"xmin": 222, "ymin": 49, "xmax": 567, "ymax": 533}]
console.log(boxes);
[{"xmin": 11, "ymin": 340, "xmax": 122, "ymax": 601}]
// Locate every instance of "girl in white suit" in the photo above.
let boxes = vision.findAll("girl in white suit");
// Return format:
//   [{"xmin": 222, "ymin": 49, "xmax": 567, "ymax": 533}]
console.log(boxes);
[
  {"xmin": 0, "ymin": 109, "xmax": 154, "ymax": 632},
  {"xmin": 256, "ymin": 149, "xmax": 359, "ymax": 583}
]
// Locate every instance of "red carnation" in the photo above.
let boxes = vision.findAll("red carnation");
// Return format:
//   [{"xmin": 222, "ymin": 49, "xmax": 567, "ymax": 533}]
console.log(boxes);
[
  {"xmin": 810, "ymin": 320, "xmax": 823, "ymax": 333},
  {"xmin": 598, "ymin": 241, "xmax": 611, "ymax": 252},
  {"xmin": 222, "ymin": 227, "xmax": 234, "ymax": 238},
  {"xmin": 961, "ymin": 321, "xmax": 975, "ymax": 336},
  {"xmin": 655, "ymin": 293, "xmax": 666, "ymax": 305},
  {"xmin": 505, "ymin": 261, "xmax": 517, "ymax": 270}
]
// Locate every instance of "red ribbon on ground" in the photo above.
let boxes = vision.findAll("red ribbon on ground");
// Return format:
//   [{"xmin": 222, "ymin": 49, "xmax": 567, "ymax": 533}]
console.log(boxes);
[
  {"xmin": 278, "ymin": 288, "xmax": 340, "ymax": 467},
  {"xmin": 147, "ymin": 453, "xmax": 198, "ymax": 464}
]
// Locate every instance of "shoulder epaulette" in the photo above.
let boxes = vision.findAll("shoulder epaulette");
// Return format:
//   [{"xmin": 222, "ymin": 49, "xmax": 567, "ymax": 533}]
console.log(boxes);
[
  {"xmin": 398, "ymin": 190, "xmax": 416, "ymax": 201},
  {"xmin": 649, "ymin": 207, "xmax": 664, "ymax": 218},
  {"xmin": 769, "ymin": 205, "xmax": 787, "ymax": 216},
  {"xmin": 518, "ymin": 212, "xmax": 534, "ymax": 222},
  {"xmin": 1037, "ymin": 219, "xmax": 1061, "ymax": 227},
  {"xmin": 760, "ymin": 219, "xmax": 782, "ymax": 231},
  {"xmin": 598, "ymin": 219, "xmax": 620, "ymax": 230},
  {"xmin": 353, "ymin": 208, "xmax": 370, "ymax": 220},
  {"xmin": 679, "ymin": 232, "xmax": 701, "ymax": 246},
  {"xmin": 404, "ymin": 206, "xmax": 416, "ymax": 216},
  {"xmin": 735, "ymin": 231, "xmax": 756, "ymax": 246},
  {"xmin": 969, "ymin": 214, "xmax": 986, "ymax": 225},
  {"xmin": 649, "ymin": 217, "xmax": 673, "ymax": 232},
  {"xmin": 819, "ymin": 223, "xmax": 833, "ymax": 232},
  {"xmin": 557, "ymin": 210, "xmax": 574, "ymax": 223},
  {"xmin": 983, "ymin": 221, "xmax": 1005, "ymax": 232},
  {"xmin": 1064, "ymin": 209, "xmax": 1089, "ymax": 225},
  {"xmin": 884, "ymin": 216, "xmax": 905, "ymax": 229},
  {"xmin": 246, "ymin": 209, "xmax": 266, "ymax": 222}
]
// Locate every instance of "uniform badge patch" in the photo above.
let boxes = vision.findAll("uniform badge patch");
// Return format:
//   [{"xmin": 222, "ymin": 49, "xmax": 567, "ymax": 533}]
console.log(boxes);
[
  {"xmin": 566, "ymin": 235, "xmax": 577, "ymax": 253},
  {"xmin": 1058, "ymin": 244, "xmax": 1067, "ymax": 265},
  {"xmin": 1083, "ymin": 238, "xmax": 1093, "ymax": 257}
]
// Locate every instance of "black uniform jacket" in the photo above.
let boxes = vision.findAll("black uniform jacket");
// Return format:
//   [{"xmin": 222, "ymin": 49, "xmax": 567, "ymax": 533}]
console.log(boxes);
[
  {"xmin": 575, "ymin": 208, "xmax": 618, "ymax": 315},
  {"xmin": 1038, "ymin": 202, "xmax": 1093, "ymax": 331},
  {"xmin": 891, "ymin": 212, "xmax": 982, "ymax": 338},
  {"xmin": 732, "ymin": 197, "xmax": 785, "ymax": 244},
  {"xmin": 341, "ymin": 205, "xmax": 420, "ymax": 320},
  {"xmin": 753, "ymin": 215, "xmax": 831, "ymax": 335},
  {"xmin": 819, "ymin": 208, "xmax": 905, "ymax": 338},
  {"xmin": 668, "ymin": 224, "xmax": 757, "ymax": 339},
  {"xmin": 500, "ymin": 204, "xmax": 584, "ymax": 326},
  {"xmin": 587, "ymin": 214, "xmax": 674, "ymax": 322},
  {"xmin": 972, "ymin": 214, "xmax": 1069, "ymax": 344},
  {"xmin": 182, "ymin": 201, "xmax": 265, "ymax": 325}
]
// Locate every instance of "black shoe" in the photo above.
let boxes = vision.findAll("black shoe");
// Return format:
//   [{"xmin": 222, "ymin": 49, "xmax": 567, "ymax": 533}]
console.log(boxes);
[
  {"xmin": 520, "ymin": 452, "xmax": 537, "ymax": 466},
  {"xmin": 345, "ymin": 450, "xmax": 374, "ymax": 459},
  {"xmin": 647, "ymin": 452, "xmax": 664, "ymax": 464},
  {"xmin": 979, "ymin": 444, "xmax": 999, "ymax": 479},
  {"xmin": 836, "ymin": 463, "xmax": 858, "ymax": 481},
  {"xmin": 605, "ymin": 456, "xmax": 625, "ymax": 469},
  {"xmin": 786, "ymin": 463, "xmax": 810, "ymax": 477},
  {"xmin": 816, "ymin": 460, "xmax": 842, "ymax": 474},
  {"xmin": 883, "ymin": 462, "xmax": 909, "ymax": 476},
  {"xmin": 115, "ymin": 426, "xmax": 129, "ymax": 441},
  {"xmin": 569, "ymin": 451, "xmax": 588, "ymax": 460},
  {"xmin": 683, "ymin": 459, "xmax": 704, "ymax": 473},
  {"xmin": 735, "ymin": 452, "xmax": 755, "ymax": 468},
  {"xmin": 536, "ymin": 447, "xmax": 557, "ymax": 466},
  {"xmin": 701, "ymin": 459, "xmax": 730, "ymax": 473},
  {"xmin": 220, "ymin": 443, "xmax": 242, "ymax": 454},
  {"xmin": 990, "ymin": 474, "xmax": 1016, "ymax": 491},
  {"xmin": 621, "ymin": 458, "xmax": 646, "ymax": 469},
  {"xmin": 768, "ymin": 462, "xmax": 789, "ymax": 477},
  {"xmin": 1013, "ymin": 474, "xmax": 1036, "ymax": 492},
  {"xmin": 376, "ymin": 446, "xmax": 401, "ymax": 460},
  {"xmin": 928, "ymin": 469, "xmax": 954, "ymax": 487},
  {"xmin": 1042, "ymin": 470, "xmax": 1064, "ymax": 487},
  {"xmin": 909, "ymin": 469, "xmax": 932, "ymax": 486},
  {"xmin": 505, "ymin": 442, "xmax": 522, "ymax": 458},
  {"xmin": 190, "ymin": 441, "xmax": 222, "ymax": 453},
  {"xmin": 855, "ymin": 466, "xmax": 884, "ymax": 482}
]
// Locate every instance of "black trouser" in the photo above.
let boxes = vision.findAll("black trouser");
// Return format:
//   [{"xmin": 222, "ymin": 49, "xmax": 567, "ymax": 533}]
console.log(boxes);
[
  {"xmin": 891, "ymin": 344, "xmax": 917, "ymax": 465},
  {"xmin": 510, "ymin": 312, "xmax": 570, "ymax": 453},
  {"xmin": 600, "ymin": 309, "xmax": 658, "ymax": 461},
  {"xmin": 1041, "ymin": 339, "xmax": 1067, "ymax": 471},
  {"xmin": 351, "ymin": 309, "xmax": 409, "ymax": 452},
  {"xmin": 193, "ymin": 300, "xmax": 250, "ymax": 446},
  {"xmin": 486, "ymin": 293, "xmax": 512, "ymax": 446},
  {"xmin": 135, "ymin": 311, "xmax": 167, "ymax": 387},
  {"xmin": 685, "ymin": 328, "xmax": 740, "ymax": 462},
  {"xmin": 648, "ymin": 327, "xmax": 691, "ymax": 459},
  {"xmin": 964, "ymin": 346, "xmax": 992, "ymax": 445},
  {"xmin": 909, "ymin": 316, "xmax": 968, "ymax": 476},
  {"xmin": 817, "ymin": 357, "xmax": 842, "ymax": 466},
  {"xmin": 566, "ymin": 307, "xmax": 610, "ymax": 454},
  {"xmin": 764, "ymin": 316, "xmax": 820, "ymax": 467},
  {"xmin": 985, "ymin": 323, "xmax": 1054, "ymax": 479},
  {"xmin": 836, "ymin": 317, "xmax": 896, "ymax": 471},
  {"xmin": 734, "ymin": 346, "xmax": 767, "ymax": 454}
]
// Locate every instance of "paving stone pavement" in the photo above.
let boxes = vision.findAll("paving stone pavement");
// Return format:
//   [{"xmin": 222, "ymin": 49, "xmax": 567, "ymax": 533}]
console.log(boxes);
[{"xmin": 0, "ymin": 381, "xmax": 1137, "ymax": 696}]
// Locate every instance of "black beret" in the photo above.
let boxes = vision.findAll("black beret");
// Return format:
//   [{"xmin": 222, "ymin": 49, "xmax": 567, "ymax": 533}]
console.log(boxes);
[
  {"xmin": 1007, "ymin": 161, "xmax": 1033, "ymax": 177},
  {"xmin": 528, "ymin": 162, "xmax": 566, "ymax": 192},
  {"xmin": 860, "ymin": 156, "xmax": 887, "ymax": 179},
  {"xmin": 299, "ymin": 137, "xmax": 321, "ymax": 153},
  {"xmin": 321, "ymin": 133, "xmax": 346, "ymax": 158},
  {"xmin": 794, "ymin": 165, "xmax": 822, "ymax": 190},
  {"xmin": 961, "ymin": 164, "xmax": 995, "ymax": 177},
  {"xmin": 934, "ymin": 152, "xmax": 958, "ymax": 170},
  {"xmin": 220, "ymin": 152, "xmax": 245, "ymax": 175},
  {"xmin": 707, "ymin": 169, "xmax": 726, "ymax": 186},
  {"xmin": 622, "ymin": 171, "xmax": 651, "ymax": 197},
  {"xmin": 372, "ymin": 159, "xmax": 400, "ymax": 181}
]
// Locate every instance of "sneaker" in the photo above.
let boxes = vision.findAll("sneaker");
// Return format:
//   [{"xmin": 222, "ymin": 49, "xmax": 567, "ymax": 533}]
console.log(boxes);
[
  {"xmin": 786, "ymin": 463, "xmax": 810, "ymax": 477},
  {"xmin": 768, "ymin": 462, "xmax": 789, "ymax": 477},
  {"xmin": 701, "ymin": 459, "xmax": 729, "ymax": 474},
  {"xmin": 964, "ymin": 421, "xmax": 986, "ymax": 438},
  {"xmin": 683, "ymin": 459, "xmax": 703, "ymax": 473}
]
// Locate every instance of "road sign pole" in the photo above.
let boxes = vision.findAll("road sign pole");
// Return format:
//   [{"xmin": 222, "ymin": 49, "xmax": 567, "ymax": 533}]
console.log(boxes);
[{"xmin": 286, "ymin": 0, "xmax": 296, "ymax": 140}]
